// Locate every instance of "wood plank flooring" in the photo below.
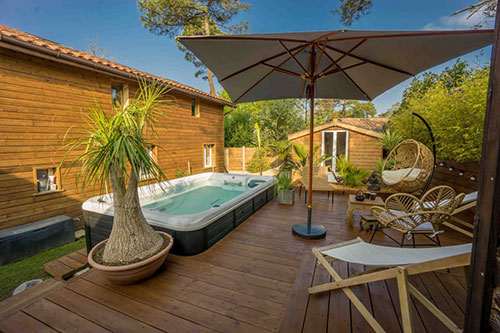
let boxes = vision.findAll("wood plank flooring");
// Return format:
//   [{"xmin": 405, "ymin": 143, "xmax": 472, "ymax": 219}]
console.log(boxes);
[
  {"xmin": 0, "ymin": 192, "xmax": 471, "ymax": 332},
  {"xmin": 43, "ymin": 248, "xmax": 88, "ymax": 279}
]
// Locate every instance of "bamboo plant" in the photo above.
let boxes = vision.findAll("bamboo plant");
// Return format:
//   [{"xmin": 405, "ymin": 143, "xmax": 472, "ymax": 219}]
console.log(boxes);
[{"xmin": 66, "ymin": 79, "xmax": 171, "ymax": 265}]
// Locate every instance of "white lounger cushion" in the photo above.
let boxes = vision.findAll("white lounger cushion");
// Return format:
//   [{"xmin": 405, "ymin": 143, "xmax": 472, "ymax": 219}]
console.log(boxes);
[
  {"xmin": 321, "ymin": 240, "xmax": 471, "ymax": 266},
  {"xmin": 382, "ymin": 168, "xmax": 422, "ymax": 185},
  {"xmin": 463, "ymin": 191, "xmax": 478, "ymax": 204},
  {"xmin": 328, "ymin": 169, "xmax": 342, "ymax": 184}
]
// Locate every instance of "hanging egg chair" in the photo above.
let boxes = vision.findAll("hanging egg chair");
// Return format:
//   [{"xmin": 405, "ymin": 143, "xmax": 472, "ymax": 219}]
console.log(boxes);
[{"xmin": 381, "ymin": 139, "xmax": 434, "ymax": 193}]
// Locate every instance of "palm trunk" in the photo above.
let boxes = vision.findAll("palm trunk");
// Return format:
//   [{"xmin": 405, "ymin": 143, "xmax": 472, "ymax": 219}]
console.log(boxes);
[
  {"xmin": 204, "ymin": 12, "xmax": 216, "ymax": 96},
  {"xmin": 102, "ymin": 164, "xmax": 163, "ymax": 265}
]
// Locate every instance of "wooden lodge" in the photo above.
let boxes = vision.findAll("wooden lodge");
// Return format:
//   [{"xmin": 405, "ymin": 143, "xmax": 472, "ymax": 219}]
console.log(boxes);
[
  {"xmin": 288, "ymin": 118, "xmax": 388, "ymax": 171},
  {"xmin": 0, "ymin": 24, "xmax": 233, "ymax": 231}
]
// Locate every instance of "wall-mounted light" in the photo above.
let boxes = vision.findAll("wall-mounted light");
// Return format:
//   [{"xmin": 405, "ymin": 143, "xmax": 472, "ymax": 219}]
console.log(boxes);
[
  {"xmin": 458, "ymin": 171, "xmax": 464, "ymax": 176},
  {"xmin": 470, "ymin": 176, "xmax": 477, "ymax": 181},
  {"xmin": 439, "ymin": 162, "xmax": 445, "ymax": 167},
  {"xmin": 448, "ymin": 167, "xmax": 454, "ymax": 171}
]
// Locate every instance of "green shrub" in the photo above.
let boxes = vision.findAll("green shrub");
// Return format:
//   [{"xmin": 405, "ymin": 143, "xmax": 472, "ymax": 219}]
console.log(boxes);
[
  {"xmin": 248, "ymin": 148, "xmax": 271, "ymax": 173},
  {"xmin": 378, "ymin": 129, "xmax": 402, "ymax": 152},
  {"xmin": 390, "ymin": 63, "xmax": 489, "ymax": 163},
  {"xmin": 374, "ymin": 157, "xmax": 396, "ymax": 177},
  {"xmin": 335, "ymin": 155, "xmax": 370, "ymax": 187},
  {"xmin": 284, "ymin": 143, "xmax": 332, "ymax": 174},
  {"xmin": 175, "ymin": 169, "xmax": 190, "ymax": 178},
  {"xmin": 274, "ymin": 171, "xmax": 294, "ymax": 195}
]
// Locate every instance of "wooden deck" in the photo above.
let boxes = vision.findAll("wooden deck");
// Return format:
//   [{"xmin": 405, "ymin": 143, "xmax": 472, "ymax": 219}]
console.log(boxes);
[
  {"xmin": 43, "ymin": 248, "xmax": 88, "ymax": 280},
  {"xmin": 0, "ymin": 193, "xmax": 470, "ymax": 332}
]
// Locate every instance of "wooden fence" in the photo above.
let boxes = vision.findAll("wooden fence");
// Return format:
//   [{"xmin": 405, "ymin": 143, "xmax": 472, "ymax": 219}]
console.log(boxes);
[
  {"xmin": 430, "ymin": 159, "xmax": 479, "ymax": 194},
  {"xmin": 429, "ymin": 159, "xmax": 479, "ymax": 225},
  {"xmin": 224, "ymin": 147, "xmax": 277, "ymax": 172}
]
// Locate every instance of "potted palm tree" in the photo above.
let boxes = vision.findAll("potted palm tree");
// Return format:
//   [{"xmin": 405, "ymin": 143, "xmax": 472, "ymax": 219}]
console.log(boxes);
[
  {"xmin": 275, "ymin": 171, "xmax": 295, "ymax": 205},
  {"xmin": 66, "ymin": 79, "xmax": 173, "ymax": 284}
]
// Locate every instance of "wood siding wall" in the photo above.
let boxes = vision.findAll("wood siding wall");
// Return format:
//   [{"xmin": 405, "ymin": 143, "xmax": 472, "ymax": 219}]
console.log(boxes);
[
  {"xmin": 289, "ymin": 126, "xmax": 382, "ymax": 171},
  {"xmin": 0, "ymin": 48, "xmax": 224, "ymax": 231}
]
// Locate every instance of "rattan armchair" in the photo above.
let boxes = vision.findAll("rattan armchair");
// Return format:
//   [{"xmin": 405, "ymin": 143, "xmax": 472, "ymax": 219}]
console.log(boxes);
[{"xmin": 369, "ymin": 185, "xmax": 465, "ymax": 247}]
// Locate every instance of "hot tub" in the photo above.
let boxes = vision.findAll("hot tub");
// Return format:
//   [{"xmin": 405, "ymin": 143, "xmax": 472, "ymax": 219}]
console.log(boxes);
[{"xmin": 83, "ymin": 173, "xmax": 276, "ymax": 255}]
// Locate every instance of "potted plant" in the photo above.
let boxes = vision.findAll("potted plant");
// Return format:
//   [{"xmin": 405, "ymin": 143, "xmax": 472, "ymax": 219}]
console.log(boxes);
[
  {"xmin": 66, "ymin": 79, "xmax": 173, "ymax": 284},
  {"xmin": 275, "ymin": 171, "xmax": 295, "ymax": 205},
  {"xmin": 285, "ymin": 143, "xmax": 332, "ymax": 177}
]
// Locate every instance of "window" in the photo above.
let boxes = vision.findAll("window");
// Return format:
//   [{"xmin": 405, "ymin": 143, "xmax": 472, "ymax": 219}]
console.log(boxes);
[
  {"xmin": 33, "ymin": 167, "xmax": 61, "ymax": 194},
  {"xmin": 321, "ymin": 130, "xmax": 349, "ymax": 168},
  {"xmin": 204, "ymin": 144, "xmax": 214, "ymax": 168},
  {"xmin": 140, "ymin": 146, "xmax": 158, "ymax": 180},
  {"xmin": 111, "ymin": 84, "xmax": 123, "ymax": 106},
  {"xmin": 191, "ymin": 98, "xmax": 200, "ymax": 117}
]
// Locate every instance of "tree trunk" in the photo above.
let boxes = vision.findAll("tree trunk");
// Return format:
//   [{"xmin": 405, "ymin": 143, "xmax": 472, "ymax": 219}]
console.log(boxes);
[
  {"xmin": 102, "ymin": 165, "xmax": 163, "ymax": 265},
  {"xmin": 204, "ymin": 12, "xmax": 216, "ymax": 96},
  {"xmin": 340, "ymin": 99, "xmax": 347, "ymax": 117}
]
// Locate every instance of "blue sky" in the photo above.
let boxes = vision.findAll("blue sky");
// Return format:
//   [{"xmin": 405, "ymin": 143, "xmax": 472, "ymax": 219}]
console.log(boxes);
[{"xmin": 0, "ymin": 0, "xmax": 494, "ymax": 114}]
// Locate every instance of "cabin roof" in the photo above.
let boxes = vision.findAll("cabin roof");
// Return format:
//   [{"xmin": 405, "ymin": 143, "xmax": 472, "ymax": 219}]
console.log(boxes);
[
  {"xmin": 0, "ymin": 24, "xmax": 234, "ymax": 107},
  {"xmin": 288, "ymin": 117, "xmax": 389, "ymax": 140}
]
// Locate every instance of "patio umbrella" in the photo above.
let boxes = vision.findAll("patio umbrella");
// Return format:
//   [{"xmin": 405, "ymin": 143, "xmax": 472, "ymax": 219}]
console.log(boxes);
[{"xmin": 178, "ymin": 29, "xmax": 493, "ymax": 240}]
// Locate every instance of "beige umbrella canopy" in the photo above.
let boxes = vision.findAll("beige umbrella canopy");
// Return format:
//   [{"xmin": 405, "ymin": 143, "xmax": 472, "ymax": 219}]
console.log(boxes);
[{"xmin": 178, "ymin": 29, "xmax": 493, "ymax": 239}]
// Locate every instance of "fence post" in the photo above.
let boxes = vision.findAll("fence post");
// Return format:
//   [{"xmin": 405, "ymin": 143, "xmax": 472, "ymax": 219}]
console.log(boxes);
[{"xmin": 242, "ymin": 146, "xmax": 245, "ymax": 172}]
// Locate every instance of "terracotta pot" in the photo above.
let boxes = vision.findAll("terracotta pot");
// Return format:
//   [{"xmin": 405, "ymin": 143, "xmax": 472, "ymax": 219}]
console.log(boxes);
[{"xmin": 88, "ymin": 232, "xmax": 174, "ymax": 284}]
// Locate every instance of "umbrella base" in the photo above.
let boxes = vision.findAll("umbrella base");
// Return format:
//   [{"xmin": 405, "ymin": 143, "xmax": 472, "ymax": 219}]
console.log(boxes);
[{"xmin": 292, "ymin": 224, "xmax": 327, "ymax": 240}]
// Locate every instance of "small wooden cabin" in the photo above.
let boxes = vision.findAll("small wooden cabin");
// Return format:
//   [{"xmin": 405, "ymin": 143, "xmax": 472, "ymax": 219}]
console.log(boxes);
[
  {"xmin": 288, "ymin": 118, "xmax": 388, "ymax": 171},
  {"xmin": 0, "ymin": 24, "xmax": 233, "ymax": 230}
]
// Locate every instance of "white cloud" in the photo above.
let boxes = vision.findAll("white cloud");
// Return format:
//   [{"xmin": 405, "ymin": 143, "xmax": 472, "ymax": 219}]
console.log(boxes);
[{"xmin": 423, "ymin": 11, "xmax": 493, "ymax": 30}]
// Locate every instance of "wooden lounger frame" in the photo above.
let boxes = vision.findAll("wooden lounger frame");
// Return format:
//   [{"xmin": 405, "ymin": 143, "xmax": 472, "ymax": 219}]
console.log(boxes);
[
  {"xmin": 442, "ymin": 199, "xmax": 477, "ymax": 238},
  {"xmin": 309, "ymin": 238, "xmax": 470, "ymax": 332}
]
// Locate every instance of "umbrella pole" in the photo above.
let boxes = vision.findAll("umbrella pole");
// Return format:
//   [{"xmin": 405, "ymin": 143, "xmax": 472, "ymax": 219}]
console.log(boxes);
[{"xmin": 292, "ymin": 46, "xmax": 327, "ymax": 240}]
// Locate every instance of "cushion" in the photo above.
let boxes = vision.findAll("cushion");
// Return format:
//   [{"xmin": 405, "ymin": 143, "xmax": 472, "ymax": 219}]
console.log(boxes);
[
  {"xmin": 412, "ymin": 222, "xmax": 434, "ymax": 232},
  {"xmin": 382, "ymin": 168, "xmax": 422, "ymax": 185}
]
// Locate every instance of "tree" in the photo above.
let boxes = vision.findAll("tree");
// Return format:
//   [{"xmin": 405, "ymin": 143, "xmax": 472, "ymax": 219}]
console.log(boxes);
[
  {"xmin": 258, "ymin": 99, "xmax": 304, "ymax": 144},
  {"xmin": 138, "ymin": 0, "xmax": 250, "ymax": 95},
  {"xmin": 379, "ymin": 102, "xmax": 400, "ymax": 118},
  {"xmin": 400, "ymin": 59, "xmax": 471, "ymax": 110},
  {"xmin": 332, "ymin": 0, "xmax": 373, "ymax": 26},
  {"xmin": 222, "ymin": 90, "xmax": 306, "ymax": 147},
  {"xmin": 313, "ymin": 99, "xmax": 377, "ymax": 125},
  {"xmin": 66, "ymin": 80, "xmax": 172, "ymax": 265},
  {"xmin": 346, "ymin": 100, "xmax": 377, "ymax": 118},
  {"xmin": 224, "ymin": 108, "xmax": 255, "ymax": 147},
  {"xmin": 332, "ymin": 0, "xmax": 496, "ymax": 27},
  {"xmin": 85, "ymin": 34, "xmax": 116, "ymax": 61},
  {"xmin": 452, "ymin": 0, "xmax": 497, "ymax": 28},
  {"xmin": 390, "ymin": 63, "xmax": 489, "ymax": 163}
]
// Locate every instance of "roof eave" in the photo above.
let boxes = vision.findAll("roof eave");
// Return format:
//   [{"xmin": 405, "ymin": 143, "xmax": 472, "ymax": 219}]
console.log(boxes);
[
  {"xmin": 0, "ymin": 33, "xmax": 235, "ymax": 108},
  {"xmin": 288, "ymin": 119, "xmax": 385, "ymax": 140}
]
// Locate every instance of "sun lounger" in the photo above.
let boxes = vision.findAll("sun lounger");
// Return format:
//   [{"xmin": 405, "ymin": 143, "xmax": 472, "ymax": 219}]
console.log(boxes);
[{"xmin": 309, "ymin": 238, "xmax": 471, "ymax": 332}]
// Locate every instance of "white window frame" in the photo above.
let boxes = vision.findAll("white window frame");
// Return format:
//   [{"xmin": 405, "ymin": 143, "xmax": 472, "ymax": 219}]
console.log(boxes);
[
  {"xmin": 204, "ymin": 144, "xmax": 214, "ymax": 168},
  {"xmin": 140, "ymin": 147, "xmax": 155, "ymax": 180},
  {"xmin": 321, "ymin": 130, "xmax": 349, "ymax": 167}
]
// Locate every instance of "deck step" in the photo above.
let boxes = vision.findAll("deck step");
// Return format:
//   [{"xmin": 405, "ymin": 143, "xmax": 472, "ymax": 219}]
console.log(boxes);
[{"xmin": 43, "ymin": 249, "xmax": 88, "ymax": 280}]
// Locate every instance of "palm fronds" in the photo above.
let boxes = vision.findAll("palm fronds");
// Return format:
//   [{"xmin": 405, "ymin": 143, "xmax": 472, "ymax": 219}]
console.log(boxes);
[{"xmin": 63, "ymin": 79, "xmax": 172, "ymax": 193}]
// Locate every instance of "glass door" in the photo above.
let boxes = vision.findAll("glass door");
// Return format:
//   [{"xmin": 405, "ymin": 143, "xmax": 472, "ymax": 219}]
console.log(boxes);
[{"xmin": 322, "ymin": 130, "xmax": 348, "ymax": 168}]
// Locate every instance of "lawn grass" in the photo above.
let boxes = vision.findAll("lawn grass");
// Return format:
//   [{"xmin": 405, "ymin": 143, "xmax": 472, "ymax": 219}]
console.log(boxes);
[{"xmin": 0, "ymin": 238, "xmax": 86, "ymax": 301}]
